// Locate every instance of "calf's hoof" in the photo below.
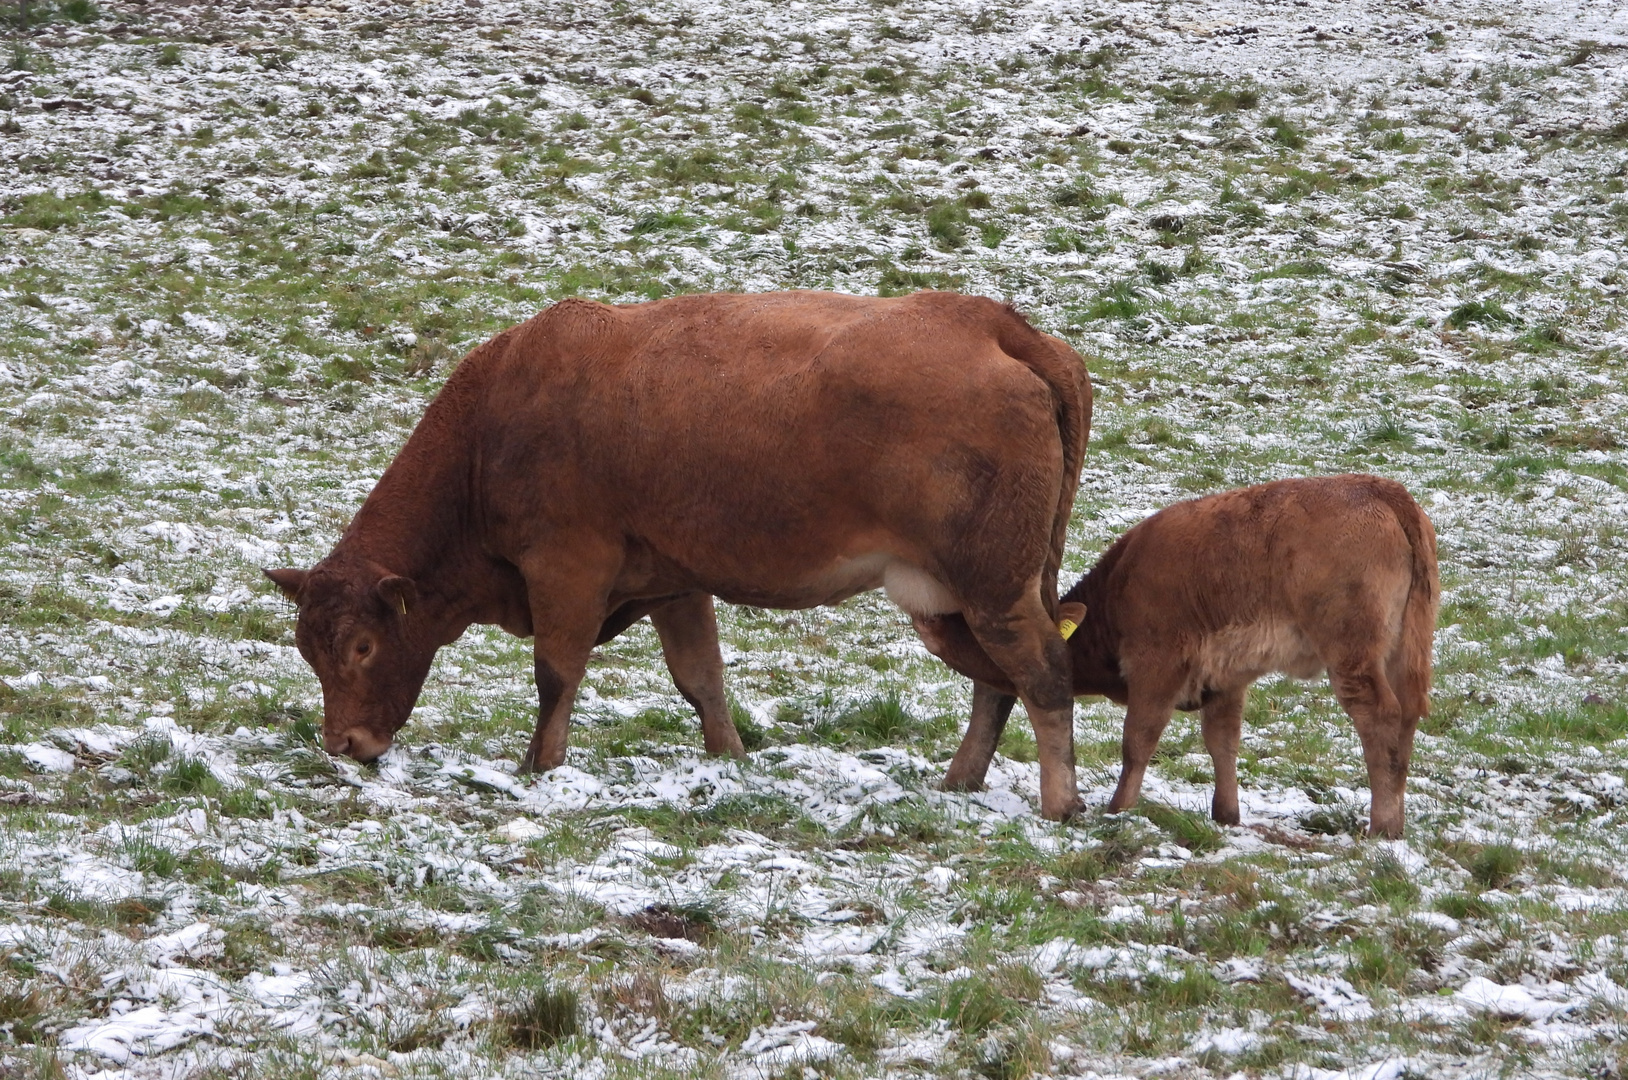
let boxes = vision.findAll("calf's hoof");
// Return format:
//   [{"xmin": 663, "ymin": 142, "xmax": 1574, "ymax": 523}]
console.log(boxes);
[
  {"xmin": 1210, "ymin": 803, "xmax": 1241, "ymax": 827},
  {"xmin": 940, "ymin": 773, "xmax": 987, "ymax": 794}
]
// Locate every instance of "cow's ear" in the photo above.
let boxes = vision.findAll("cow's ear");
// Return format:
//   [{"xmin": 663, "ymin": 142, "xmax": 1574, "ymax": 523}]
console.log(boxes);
[
  {"xmin": 264, "ymin": 568, "xmax": 308, "ymax": 601},
  {"xmin": 376, "ymin": 575, "xmax": 418, "ymax": 616}
]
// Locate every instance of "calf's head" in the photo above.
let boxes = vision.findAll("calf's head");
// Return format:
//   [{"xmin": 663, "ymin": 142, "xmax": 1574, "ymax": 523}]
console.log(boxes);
[{"xmin": 265, "ymin": 563, "xmax": 434, "ymax": 762}]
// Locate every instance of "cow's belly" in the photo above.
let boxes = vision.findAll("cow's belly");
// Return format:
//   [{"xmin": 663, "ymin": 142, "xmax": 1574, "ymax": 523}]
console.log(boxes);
[{"xmin": 707, "ymin": 554, "xmax": 960, "ymax": 616}]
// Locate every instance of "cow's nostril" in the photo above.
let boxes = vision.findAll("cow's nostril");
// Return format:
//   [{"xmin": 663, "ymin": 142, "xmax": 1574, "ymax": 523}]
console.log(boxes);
[{"xmin": 324, "ymin": 731, "xmax": 351, "ymax": 757}]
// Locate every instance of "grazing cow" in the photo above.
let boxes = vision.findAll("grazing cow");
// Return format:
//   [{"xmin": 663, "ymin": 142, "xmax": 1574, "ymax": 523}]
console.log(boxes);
[
  {"xmin": 912, "ymin": 475, "xmax": 1438, "ymax": 838},
  {"xmin": 266, "ymin": 290, "xmax": 1094, "ymax": 819}
]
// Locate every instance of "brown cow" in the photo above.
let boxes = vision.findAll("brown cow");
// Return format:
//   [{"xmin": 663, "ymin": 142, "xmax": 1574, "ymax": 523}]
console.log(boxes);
[
  {"xmin": 913, "ymin": 475, "xmax": 1438, "ymax": 838},
  {"xmin": 265, "ymin": 290, "xmax": 1094, "ymax": 819}
]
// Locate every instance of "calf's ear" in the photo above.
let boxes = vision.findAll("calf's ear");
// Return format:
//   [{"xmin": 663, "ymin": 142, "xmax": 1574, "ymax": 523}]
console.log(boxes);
[
  {"xmin": 264, "ymin": 568, "xmax": 308, "ymax": 601},
  {"xmin": 1057, "ymin": 602, "xmax": 1087, "ymax": 640},
  {"xmin": 377, "ymin": 575, "xmax": 418, "ymax": 616}
]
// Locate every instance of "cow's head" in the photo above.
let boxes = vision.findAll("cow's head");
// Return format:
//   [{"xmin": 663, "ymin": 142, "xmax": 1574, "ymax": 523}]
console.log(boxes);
[{"xmin": 264, "ymin": 562, "xmax": 434, "ymax": 762}]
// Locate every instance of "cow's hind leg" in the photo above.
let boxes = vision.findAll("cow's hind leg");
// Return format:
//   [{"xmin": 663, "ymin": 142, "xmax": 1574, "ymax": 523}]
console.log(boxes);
[
  {"xmin": 962, "ymin": 588, "xmax": 1080, "ymax": 820},
  {"xmin": 1199, "ymin": 686, "xmax": 1246, "ymax": 826},
  {"xmin": 1330, "ymin": 658, "xmax": 1412, "ymax": 839},
  {"xmin": 651, "ymin": 592, "xmax": 745, "ymax": 758},
  {"xmin": 941, "ymin": 683, "xmax": 1017, "ymax": 792}
]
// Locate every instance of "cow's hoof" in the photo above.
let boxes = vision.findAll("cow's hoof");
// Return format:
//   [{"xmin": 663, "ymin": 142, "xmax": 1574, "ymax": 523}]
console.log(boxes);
[
  {"xmin": 1040, "ymin": 796, "xmax": 1087, "ymax": 822},
  {"xmin": 516, "ymin": 753, "xmax": 554, "ymax": 776},
  {"xmin": 940, "ymin": 774, "xmax": 987, "ymax": 794}
]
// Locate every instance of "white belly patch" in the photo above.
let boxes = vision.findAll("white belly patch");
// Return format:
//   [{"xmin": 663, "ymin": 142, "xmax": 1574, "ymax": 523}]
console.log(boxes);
[
  {"xmin": 883, "ymin": 561, "xmax": 960, "ymax": 616},
  {"xmin": 811, "ymin": 554, "xmax": 960, "ymax": 615}
]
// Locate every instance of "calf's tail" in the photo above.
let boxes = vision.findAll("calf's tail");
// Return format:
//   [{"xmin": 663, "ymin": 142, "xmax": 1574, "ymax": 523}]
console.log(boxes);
[{"xmin": 1375, "ymin": 480, "xmax": 1439, "ymax": 719}]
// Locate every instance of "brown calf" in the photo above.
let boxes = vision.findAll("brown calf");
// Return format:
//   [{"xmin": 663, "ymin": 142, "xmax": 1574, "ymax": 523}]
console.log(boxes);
[
  {"xmin": 913, "ymin": 475, "xmax": 1438, "ymax": 838},
  {"xmin": 266, "ymin": 291, "xmax": 1095, "ymax": 819}
]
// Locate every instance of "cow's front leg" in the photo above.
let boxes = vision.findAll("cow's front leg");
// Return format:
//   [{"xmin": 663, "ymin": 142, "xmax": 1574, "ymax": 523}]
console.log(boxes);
[
  {"xmin": 521, "ymin": 647, "xmax": 586, "ymax": 774},
  {"xmin": 941, "ymin": 682, "xmax": 1016, "ymax": 792},
  {"xmin": 516, "ymin": 547, "xmax": 618, "ymax": 774}
]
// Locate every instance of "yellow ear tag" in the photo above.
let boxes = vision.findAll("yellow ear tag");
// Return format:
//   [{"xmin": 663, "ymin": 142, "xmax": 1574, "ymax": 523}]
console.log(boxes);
[
  {"xmin": 398, "ymin": 597, "xmax": 407, "ymax": 615},
  {"xmin": 1058, "ymin": 618, "xmax": 1078, "ymax": 640}
]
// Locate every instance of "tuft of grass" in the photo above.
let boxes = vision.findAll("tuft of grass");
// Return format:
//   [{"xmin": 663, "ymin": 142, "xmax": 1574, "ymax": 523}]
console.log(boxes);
[
  {"xmin": 875, "ymin": 262, "xmax": 965, "ymax": 296},
  {"xmin": 1364, "ymin": 414, "xmax": 1415, "ymax": 448},
  {"xmin": 161, "ymin": 755, "xmax": 221, "ymax": 797},
  {"xmin": 1252, "ymin": 260, "xmax": 1330, "ymax": 280},
  {"xmin": 729, "ymin": 697, "xmax": 768, "ymax": 751},
  {"xmin": 0, "ymin": 984, "xmax": 51, "ymax": 1045},
  {"xmin": 4, "ymin": 190, "xmax": 105, "ymax": 231},
  {"xmin": 631, "ymin": 209, "xmax": 696, "ymax": 235},
  {"xmin": 834, "ymin": 689, "xmax": 914, "ymax": 746},
  {"xmin": 499, "ymin": 984, "xmax": 580, "ymax": 1049},
  {"xmin": 1137, "ymin": 802, "xmax": 1224, "ymax": 854},
  {"xmin": 1264, "ymin": 114, "xmax": 1306, "ymax": 148},
  {"xmin": 121, "ymin": 835, "xmax": 181, "ymax": 877},
  {"xmin": 925, "ymin": 201, "xmax": 969, "ymax": 250},
  {"xmin": 1346, "ymin": 933, "xmax": 1412, "ymax": 991},
  {"xmin": 1466, "ymin": 843, "xmax": 1523, "ymax": 889},
  {"xmin": 1364, "ymin": 852, "xmax": 1421, "ymax": 907},
  {"xmin": 1446, "ymin": 299, "xmax": 1518, "ymax": 330},
  {"xmin": 1300, "ymin": 803, "xmax": 1365, "ymax": 837},
  {"xmin": 116, "ymin": 733, "xmax": 172, "ymax": 777},
  {"xmin": 1085, "ymin": 279, "xmax": 1142, "ymax": 320},
  {"xmin": 932, "ymin": 973, "xmax": 1024, "ymax": 1035}
]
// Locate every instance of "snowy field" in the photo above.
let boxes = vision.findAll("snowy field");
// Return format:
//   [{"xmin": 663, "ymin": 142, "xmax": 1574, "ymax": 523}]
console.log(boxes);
[{"xmin": 3, "ymin": 0, "xmax": 1628, "ymax": 1076}]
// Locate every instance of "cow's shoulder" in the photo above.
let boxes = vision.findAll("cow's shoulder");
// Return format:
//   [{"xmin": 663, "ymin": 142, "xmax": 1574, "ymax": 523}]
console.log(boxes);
[{"xmin": 536, "ymin": 296, "xmax": 621, "ymax": 342}]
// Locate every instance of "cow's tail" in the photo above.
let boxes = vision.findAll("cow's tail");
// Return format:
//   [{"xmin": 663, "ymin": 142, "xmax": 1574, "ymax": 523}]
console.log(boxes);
[
  {"xmin": 1374, "ymin": 478, "xmax": 1439, "ymax": 720},
  {"xmin": 997, "ymin": 307, "xmax": 1092, "ymax": 618}
]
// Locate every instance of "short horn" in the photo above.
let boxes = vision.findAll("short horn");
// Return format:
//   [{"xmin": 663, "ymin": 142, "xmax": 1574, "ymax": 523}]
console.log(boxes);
[{"xmin": 264, "ymin": 567, "xmax": 308, "ymax": 601}]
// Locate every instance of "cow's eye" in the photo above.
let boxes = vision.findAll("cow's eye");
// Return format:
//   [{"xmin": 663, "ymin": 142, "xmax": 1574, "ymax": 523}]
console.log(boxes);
[{"xmin": 356, "ymin": 641, "xmax": 372, "ymax": 658}]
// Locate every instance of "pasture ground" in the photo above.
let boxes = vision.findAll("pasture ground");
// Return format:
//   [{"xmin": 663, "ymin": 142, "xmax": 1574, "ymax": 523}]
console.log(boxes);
[{"xmin": 2, "ymin": 0, "xmax": 1628, "ymax": 1076}]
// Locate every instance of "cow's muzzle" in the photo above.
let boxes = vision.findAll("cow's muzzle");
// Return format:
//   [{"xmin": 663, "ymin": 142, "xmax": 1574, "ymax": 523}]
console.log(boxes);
[{"xmin": 323, "ymin": 725, "xmax": 393, "ymax": 763}]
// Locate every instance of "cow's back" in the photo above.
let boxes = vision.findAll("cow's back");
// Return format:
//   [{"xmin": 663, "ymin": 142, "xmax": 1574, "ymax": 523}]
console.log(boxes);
[{"xmin": 470, "ymin": 291, "xmax": 1082, "ymax": 610}]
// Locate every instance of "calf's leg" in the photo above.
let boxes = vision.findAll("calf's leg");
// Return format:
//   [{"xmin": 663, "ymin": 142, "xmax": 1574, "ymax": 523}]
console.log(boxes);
[
  {"xmin": 940, "ymin": 683, "xmax": 1017, "ymax": 792},
  {"xmin": 963, "ymin": 588, "xmax": 1081, "ymax": 820},
  {"xmin": 1199, "ymin": 687, "xmax": 1246, "ymax": 826},
  {"xmin": 650, "ymin": 592, "xmax": 745, "ymax": 758},
  {"xmin": 1106, "ymin": 681, "xmax": 1179, "ymax": 814},
  {"xmin": 1330, "ymin": 659, "xmax": 1411, "ymax": 839}
]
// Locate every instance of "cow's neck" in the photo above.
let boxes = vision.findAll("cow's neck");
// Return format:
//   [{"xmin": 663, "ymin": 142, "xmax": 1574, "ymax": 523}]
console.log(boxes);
[{"xmin": 332, "ymin": 350, "xmax": 525, "ymax": 642}]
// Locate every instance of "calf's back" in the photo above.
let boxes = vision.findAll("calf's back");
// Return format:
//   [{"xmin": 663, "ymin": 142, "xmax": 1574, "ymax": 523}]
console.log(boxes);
[{"xmin": 1105, "ymin": 474, "xmax": 1429, "ymax": 705}]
